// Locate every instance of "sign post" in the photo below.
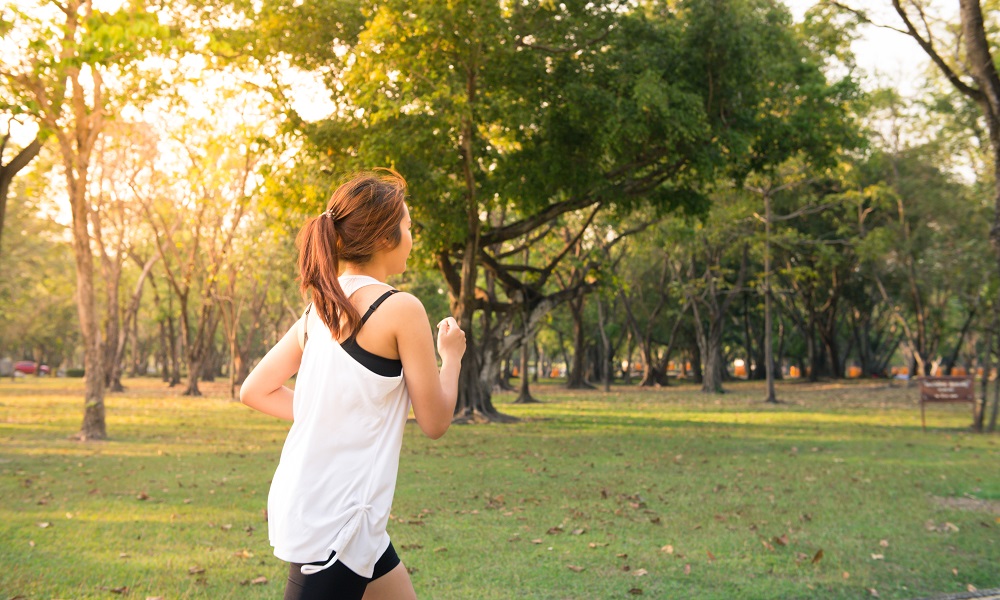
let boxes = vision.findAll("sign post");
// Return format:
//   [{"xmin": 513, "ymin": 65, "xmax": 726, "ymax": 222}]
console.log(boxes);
[{"xmin": 918, "ymin": 376, "xmax": 976, "ymax": 432}]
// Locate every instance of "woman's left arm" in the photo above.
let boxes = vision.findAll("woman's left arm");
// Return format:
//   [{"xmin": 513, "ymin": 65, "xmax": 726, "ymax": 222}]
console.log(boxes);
[{"xmin": 239, "ymin": 318, "xmax": 304, "ymax": 421}]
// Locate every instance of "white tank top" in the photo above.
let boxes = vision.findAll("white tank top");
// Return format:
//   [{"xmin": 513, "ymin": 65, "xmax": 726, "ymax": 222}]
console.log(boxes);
[{"xmin": 267, "ymin": 275, "xmax": 410, "ymax": 577}]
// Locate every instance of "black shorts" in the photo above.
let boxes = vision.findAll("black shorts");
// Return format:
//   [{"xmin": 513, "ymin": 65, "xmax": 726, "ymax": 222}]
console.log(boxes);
[{"xmin": 283, "ymin": 542, "xmax": 401, "ymax": 600}]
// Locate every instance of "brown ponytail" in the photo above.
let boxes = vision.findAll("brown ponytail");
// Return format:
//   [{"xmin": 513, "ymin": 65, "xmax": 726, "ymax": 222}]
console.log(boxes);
[{"xmin": 296, "ymin": 169, "xmax": 408, "ymax": 340}]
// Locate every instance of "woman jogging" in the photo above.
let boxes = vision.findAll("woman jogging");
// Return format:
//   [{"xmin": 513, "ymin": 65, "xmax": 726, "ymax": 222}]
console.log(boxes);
[{"xmin": 240, "ymin": 169, "xmax": 466, "ymax": 600}]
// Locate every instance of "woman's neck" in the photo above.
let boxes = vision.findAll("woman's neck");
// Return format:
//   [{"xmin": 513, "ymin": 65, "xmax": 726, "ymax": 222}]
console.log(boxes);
[{"xmin": 340, "ymin": 265, "xmax": 388, "ymax": 282}]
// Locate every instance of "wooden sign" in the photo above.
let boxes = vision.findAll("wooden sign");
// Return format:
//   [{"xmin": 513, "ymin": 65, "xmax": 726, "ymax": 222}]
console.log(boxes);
[{"xmin": 918, "ymin": 376, "xmax": 976, "ymax": 431}]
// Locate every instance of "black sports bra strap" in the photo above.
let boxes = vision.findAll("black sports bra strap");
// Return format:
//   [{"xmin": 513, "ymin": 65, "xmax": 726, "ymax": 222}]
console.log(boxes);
[
  {"xmin": 358, "ymin": 289, "xmax": 399, "ymax": 329},
  {"xmin": 304, "ymin": 290, "xmax": 396, "ymax": 347}
]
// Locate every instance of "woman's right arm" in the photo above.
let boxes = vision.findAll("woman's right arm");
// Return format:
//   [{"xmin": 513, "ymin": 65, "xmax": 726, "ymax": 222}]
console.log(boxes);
[
  {"xmin": 239, "ymin": 318, "xmax": 304, "ymax": 421},
  {"xmin": 394, "ymin": 294, "xmax": 466, "ymax": 439}
]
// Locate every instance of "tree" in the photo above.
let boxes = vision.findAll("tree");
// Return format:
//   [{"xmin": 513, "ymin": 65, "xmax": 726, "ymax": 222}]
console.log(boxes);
[
  {"xmin": 141, "ymin": 115, "xmax": 270, "ymax": 396},
  {"xmin": 858, "ymin": 144, "xmax": 990, "ymax": 376},
  {"xmin": 0, "ymin": 151, "xmax": 79, "ymax": 369},
  {"xmin": 216, "ymin": 223, "xmax": 298, "ymax": 400},
  {"xmin": 824, "ymin": 1, "xmax": 1000, "ymax": 385},
  {"xmin": 618, "ymin": 219, "xmax": 691, "ymax": 387},
  {"xmin": 237, "ymin": 0, "xmax": 722, "ymax": 418},
  {"xmin": 90, "ymin": 120, "xmax": 160, "ymax": 391},
  {"xmin": 685, "ymin": 191, "xmax": 754, "ymax": 393},
  {"xmin": 2, "ymin": 0, "xmax": 175, "ymax": 439}
]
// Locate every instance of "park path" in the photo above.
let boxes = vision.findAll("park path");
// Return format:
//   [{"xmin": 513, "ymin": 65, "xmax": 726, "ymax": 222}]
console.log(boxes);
[{"xmin": 914, "ymin": 589, "xmax": 1000, "ymax": 600}]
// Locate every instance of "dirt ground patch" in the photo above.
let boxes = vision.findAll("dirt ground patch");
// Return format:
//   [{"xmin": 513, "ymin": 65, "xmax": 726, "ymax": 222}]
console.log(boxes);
[{"xmin": 932, "ymin": 496, "xmax": 1000, "ymax": 516}]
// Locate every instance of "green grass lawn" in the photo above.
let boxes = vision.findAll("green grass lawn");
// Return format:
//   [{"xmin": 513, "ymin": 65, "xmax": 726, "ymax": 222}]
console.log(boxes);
[{"xmin": 1, "ymin": 377, "xmax": 997, "ymax": 599}]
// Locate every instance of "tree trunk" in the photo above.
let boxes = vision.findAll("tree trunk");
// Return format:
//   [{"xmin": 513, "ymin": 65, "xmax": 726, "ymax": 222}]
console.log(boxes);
[
  {"xmin": 182, "ymin": 332, "xmax": 202, "ymax": 396},
  {"xmin": 236, "ymin": 348, "xmax": 251, "ymax": 384},
  {"xmin": 622, "ymin": 331, "xmax": 633, "ymax": 385},
  {"xmin": 498, "ymin": 356, "xmax": 515, "ymax": 391},
  {"xmin": 158, "ymin": 319, "xmax": 168, "ymax": 382},
  {"xmin": 743, "ymin": 291, "xmax": 755, "ymax": 379},
  {"xmin": 762, "ymin": 193, "xmax": 777, "ymax": 402},
  {"xmin": 954, "ymin": 1, "xmax": 1000, "ymax": 261},
  {"xmin": 823, "ymin": 334, "xmax": 844, "ymax": 379},
  {"xmin": 129, "ymin": 297, "xmax": 143, "ymax": 377},
  {"xmin": 184, "ymin": 358, "xmax": 202, "ymax": 396},
  {"xmin": 596, "ymin": 297, "xmax": 612, "ymax": 392},
  {"xmin": 701, "ymin": 324, "xmax": 725, "ymax": 394},
  {"xmin": 70, "ymin": 180, "xmax": 106, "ymax": 440},
  {"xmin": 808, "ymin": 324, "xmax": 821, "ymax": 382},
  {"xmin": 775, "ymin": 317, "xmax": 785, "ymax": 381},
  {"xmin": 106, "ymin": 254, "xmax": 157, "ymax": 392},
  {"xmin": 167, "ymin": 312, "xmax": 181, "ymax": 386},
  {"xmin": 692, "ymin": 297, "xmax": 725, "ymax": 393},
  {"xmin": 566, "ymin": 293, "xmax": 593, "ymax": 389},
  {"xmin": 690, "ymin": 343, "xmax": 703, "ymax": 384},
  {"xmin": 229, "ymin": 335, "xmax": 238, "ymax": 401},
  {"xmin": 532, "ymin": 340, "xmax": 540, "ymax": 383},
  {"xmin": 104, "ymin": 257, "xmax": 125, "ymax": 392},
  {"xmin": 976, "ymin": 313, "xmax": 993, "ymax": 431},
  {"xmin": 638, "ymin": 339, "xmax": 658, "ymax": 387},
  {"xmin": 989, "ymin": 372, "xmax": 1000, "ymax": 433},
  {"xmin": 944, "ymin": 308, "xmax": 977, "ymax": 375},
  {"xmin": 515, "ymin": 332, "xmax": 538, "ymax": 403}
]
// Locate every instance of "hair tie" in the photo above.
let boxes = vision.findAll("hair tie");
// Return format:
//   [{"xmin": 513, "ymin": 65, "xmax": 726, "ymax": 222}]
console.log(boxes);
[{"xmin": 321, "ymin": 208, "xmax": 339, "ymax": 221}]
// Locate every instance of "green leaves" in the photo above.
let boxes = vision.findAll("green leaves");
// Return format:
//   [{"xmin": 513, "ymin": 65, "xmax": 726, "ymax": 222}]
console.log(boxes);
[{"xmin": 79, "ymin": 8, "xmax": 170, "ymax": 66}]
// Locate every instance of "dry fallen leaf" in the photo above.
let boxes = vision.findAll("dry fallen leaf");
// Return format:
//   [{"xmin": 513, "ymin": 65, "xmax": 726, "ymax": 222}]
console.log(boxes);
[
  {"xmin": 233, "ymin": 549, "xmax": 254, "ymax": 559},
  {"xmin": 967, "ymin": 584, "xmax": 978, "ymax": 592},
  {"xmin": 633, "ymin": 568, "xmax": 649, "ymax": 577},
  {"xmin": 36, "ymin": 522, "xmax": 51, "ymax": 528},
  {"xmin": 136, "ymin": 492, "xmax": 149, "ymax": 501},
  {"xmin": 571, "ymin": 528, "xmax": 586, "ymax": 535},
  {"xmin": 683, "ymin": 564, "xmax": 691, "ymax": 575},
  {"xmin": 707, "ymin": 551, "xmax": 716, "ymax": 562},
  {"xmin": 774, "ymin": 534, "xmax": 789, "ymax": 546},
  {"xmin": 952, "ymin": 568, "xmax": 959, "ymax": 576},
  {"xmin": 660, "ymin": 544, "xmax": 674, "ymax": 554},
  {"xmin": 588, "ymin": 542, "xmax": 609, "ymax": 548},
  {"xmin": 762, "ymin": 540, "xmax": 775, "ymax": 551},
  {"xmin": 812, "ymin": 549, "xmax": 824, "ymax": 564},
  {"xmin": 531, "ymin": 539, "xmax": 543, "ymax": 544},
  {"xmin": 868, "ymin": 588, "xmax": 880, "ymax": 597},
  {"xmin": 188, "ymin": 566, "xmax": 205, "ymax": 575},
  {"xmin": 628, "ymin": 589, "xmax": 643, "ymax": 596},
  {"xmin": 879, "ymin": 539, "xmax": 889, "ymax": 548},
  {"xmin": 567, "ymin": 565, "xmax": 585, "ymax": 573},
  {"xmin": 842, "ymin": 572, "xmax": 850, "ymax": 580},
  {"xmin": 871, "ymin": 554, "xmax": 884, "ymax": 561},
  {"xmin": 251, "ymin": 576, "xmax": 268, "ymax": 585},
  {"xmin": 433, "ymin": 547, "xmax": 447, "ymax": 553}
]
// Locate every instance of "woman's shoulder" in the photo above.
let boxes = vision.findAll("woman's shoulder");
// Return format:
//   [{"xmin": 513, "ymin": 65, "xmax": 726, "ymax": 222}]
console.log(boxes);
[
  {"xmin": 350, "ymin": 286, "xmax": 426, "ymax": 323},
  {"xmin": 381, "ymin": 289, "xmax": 426, "ymax": 317}
]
